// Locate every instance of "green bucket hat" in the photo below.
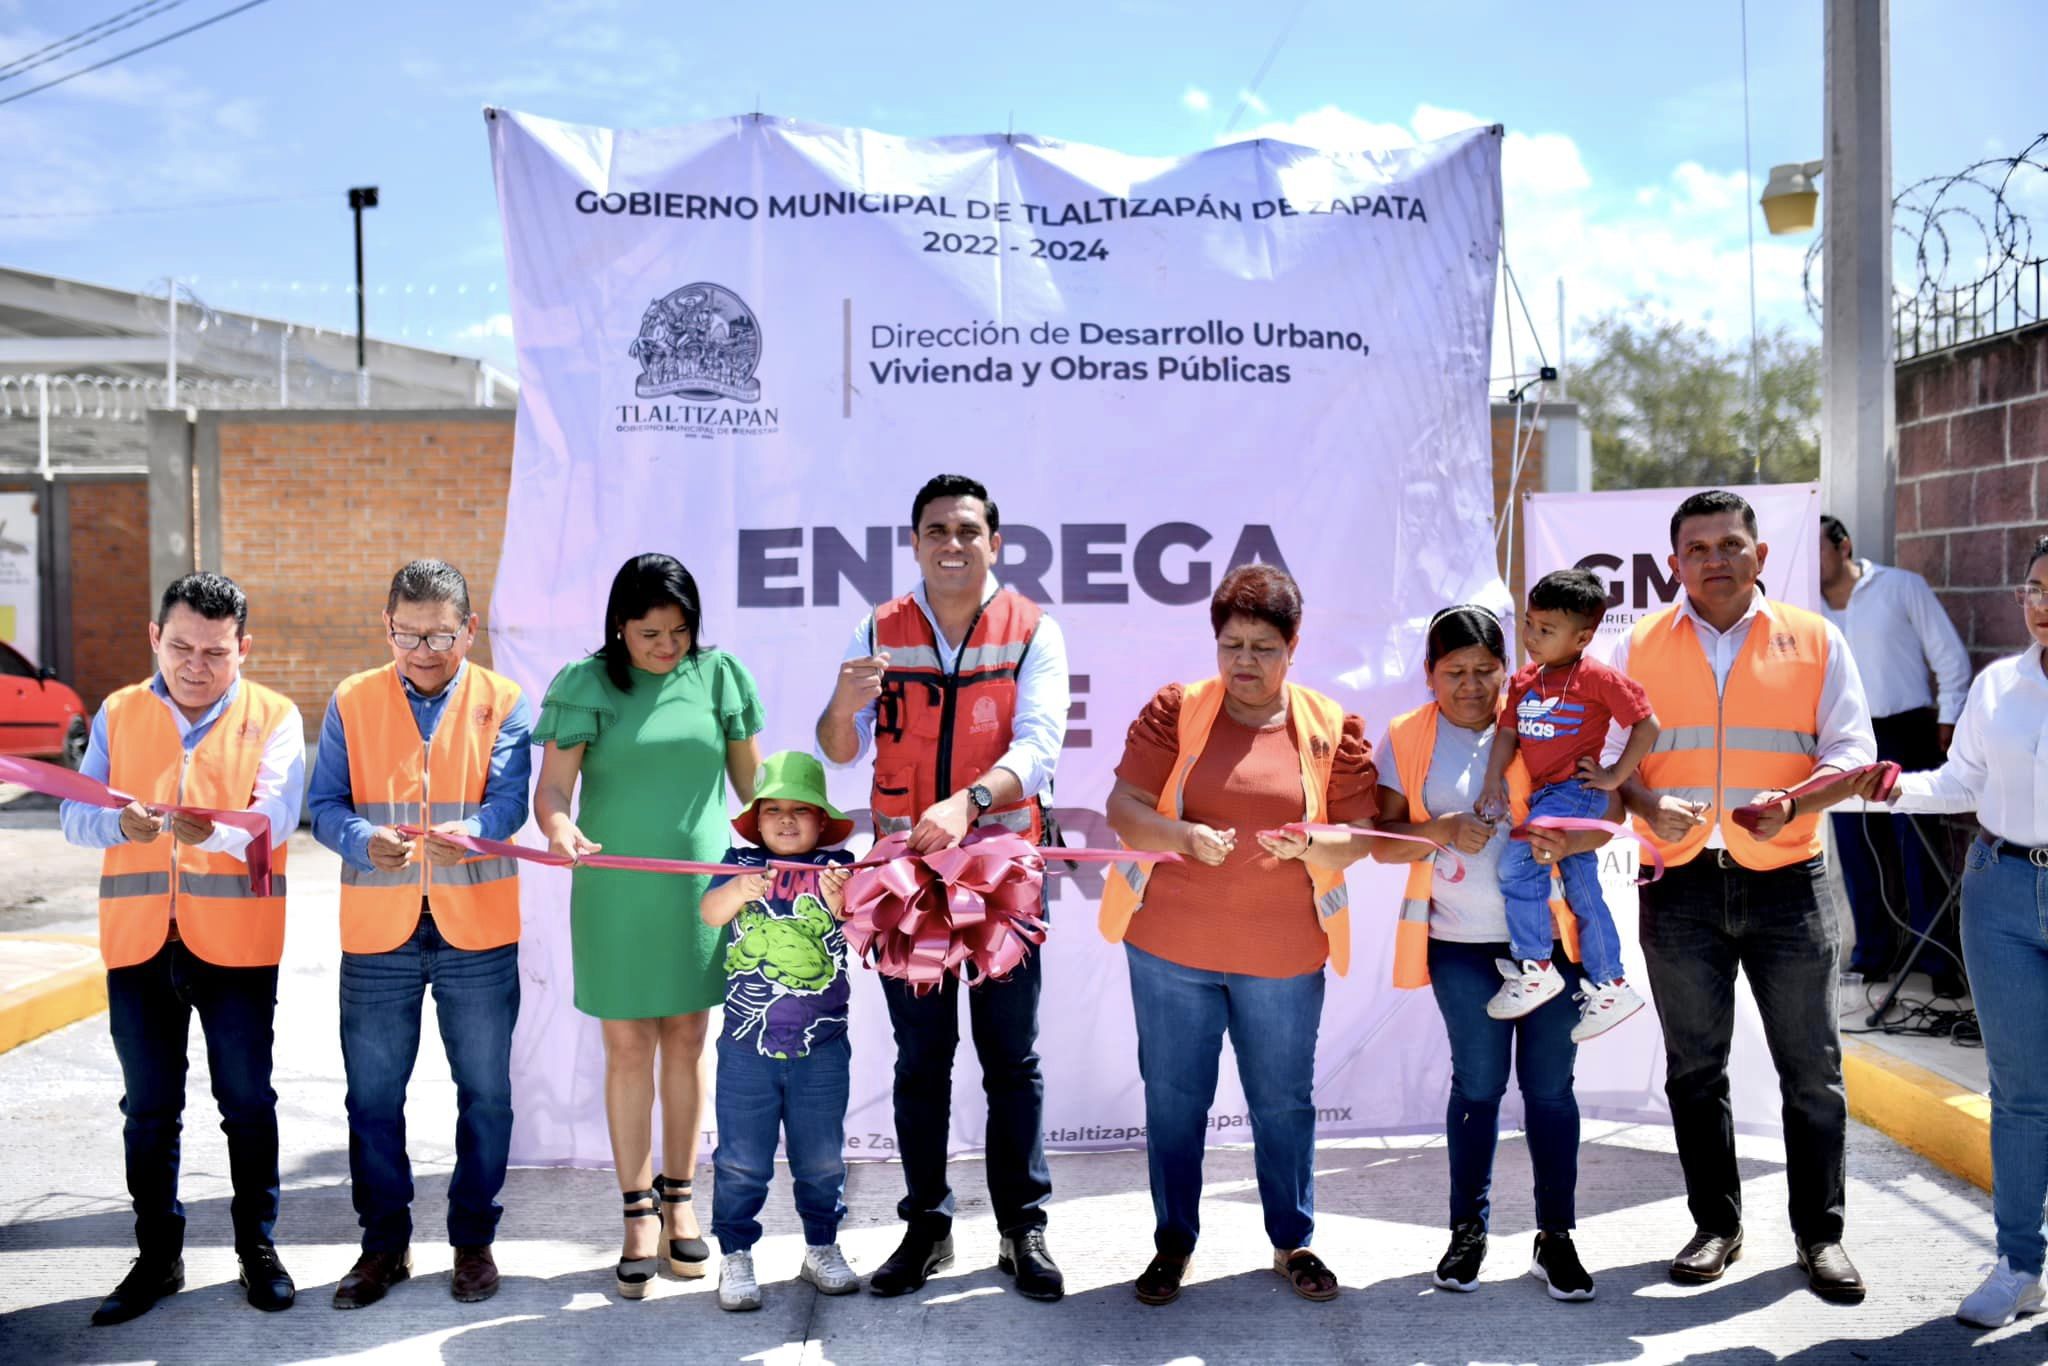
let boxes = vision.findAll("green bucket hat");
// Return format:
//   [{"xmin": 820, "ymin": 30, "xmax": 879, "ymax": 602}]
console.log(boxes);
[{"xmin": 733, "ymin": 750, "xmax": 855, "ymax": 847}]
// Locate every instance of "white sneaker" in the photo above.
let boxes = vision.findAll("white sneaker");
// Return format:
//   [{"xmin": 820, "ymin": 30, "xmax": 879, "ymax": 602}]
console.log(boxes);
[
  {"xmin": 717, "ymin": 1250, "xmax": 762, "ymax": 1311},
  {"xmin": 800, "ymin": 1242, "xmax": 861, "ymax": 1295},
  {"xmin": 1958, "ymin": 1257, "xmax": 2047, "ymax": 1328},
  {"xmin": 1570, "ymin": 979, "xmax": 1647, "ymax": 1042},
  {"xmin": 1486, "ymin": 959, "xmax": 1566, "ymax": 1020}
]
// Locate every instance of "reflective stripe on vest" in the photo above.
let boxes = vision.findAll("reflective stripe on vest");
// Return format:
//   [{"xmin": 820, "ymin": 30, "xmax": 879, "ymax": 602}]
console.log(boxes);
[
  {"xmin": 1627, "ymin": 602, "xmax": 1829, "ymax": 871},
  {"xmin": 1097, "ymin": 678, "xmax": 1354, "ymax": 977},
  {"xmin": 869, "ymin": 587, "xmax": 1045, "ymax": 845},
  {"xmin": 1384, "ymin": 702, "xmax": 1578, "ymax": 990},
  {"xmin": 335, "ymin": 663, "xmax": 524, "ymax": 955},
  {"xmin": 97, "ymin": 678, "xmax": 293, "ymax": 969}
]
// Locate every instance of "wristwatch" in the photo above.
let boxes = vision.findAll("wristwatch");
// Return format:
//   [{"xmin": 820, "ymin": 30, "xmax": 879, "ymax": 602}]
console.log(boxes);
[{"xmin": 966, "ymin": 783, "xmax": 994, "ymax": 813}]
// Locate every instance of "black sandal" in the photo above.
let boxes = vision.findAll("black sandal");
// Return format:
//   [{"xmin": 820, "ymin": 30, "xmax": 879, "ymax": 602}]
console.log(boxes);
[
  {"xmin": 1134, "ymin": 1252, "xmax": 1190, "ymax": 1305},
  {"xmin": 652, "ymin": 1173, "xmax": 711, "ymax": 1279},
  {"xmin": 1274, "ymin": 1248, "xmax": 1339, "ymax": 1302},
  {"xmin": 617, "ymin": 1188, "xmax": 660, "ymax": 1299}
]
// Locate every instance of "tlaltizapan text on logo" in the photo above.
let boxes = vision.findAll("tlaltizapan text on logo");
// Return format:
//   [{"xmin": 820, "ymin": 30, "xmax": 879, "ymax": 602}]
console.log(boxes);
[{"xmin": 615, "ymin": 282, "xmax": 780, "ymax": 437}]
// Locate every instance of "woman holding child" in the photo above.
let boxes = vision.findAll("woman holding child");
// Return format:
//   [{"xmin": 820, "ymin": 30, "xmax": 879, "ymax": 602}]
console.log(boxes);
[
  {"xmin": 532, "ymin": 553, "xmax": 763, "ymax": 1299},
  {"xmin": 1367, "ymin": 602, "xmax": 1623, "ymax": 1302}
]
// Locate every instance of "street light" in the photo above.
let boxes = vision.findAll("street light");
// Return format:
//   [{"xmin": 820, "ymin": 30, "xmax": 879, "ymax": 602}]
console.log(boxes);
[
  {"xmin": 1761, "ymin": 160, "xmax": 1823, "ymax": 235},
  {"xmin": 348, "ymin": 185, "xmax": 379, "ymax": 406}
]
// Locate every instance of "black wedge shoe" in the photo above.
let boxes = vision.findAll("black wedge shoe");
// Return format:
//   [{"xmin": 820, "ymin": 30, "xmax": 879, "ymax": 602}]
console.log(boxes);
[
  {"xmin": 617, "ymin": 1187, "xmax": 661, "ymax": 1300},
  {"xmin": 653, "ymin": 1173, "xmax": 711, "ymax": 1280}
]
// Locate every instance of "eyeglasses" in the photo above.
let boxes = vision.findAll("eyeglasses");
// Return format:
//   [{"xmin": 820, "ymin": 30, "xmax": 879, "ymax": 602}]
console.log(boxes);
[
  {"xmin": 2014, "ymin": 586, "xmax": 2048, "ymax": 607},
  {"xmin": 389, "ymin": 629, "xmax": 462, "ymax": 653}
]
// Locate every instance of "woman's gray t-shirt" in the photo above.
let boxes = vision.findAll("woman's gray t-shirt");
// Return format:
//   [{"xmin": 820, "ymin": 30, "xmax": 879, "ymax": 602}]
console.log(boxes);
[{"xmin": 1375, "ymin": 718, "xmax": 1511, "ymax": 944}]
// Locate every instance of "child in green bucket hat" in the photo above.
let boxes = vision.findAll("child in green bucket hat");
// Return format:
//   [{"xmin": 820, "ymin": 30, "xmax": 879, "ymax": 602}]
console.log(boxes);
[{"xmin": 698, "ymin": 750, "xmax": 859, "ymax": 1309}]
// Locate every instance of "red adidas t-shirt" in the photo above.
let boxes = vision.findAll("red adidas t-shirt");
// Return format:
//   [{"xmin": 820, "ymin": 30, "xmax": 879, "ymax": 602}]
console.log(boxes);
[{"xmin": 1506, "ymin": 655, "xmax": 1654, "ymax": 788}]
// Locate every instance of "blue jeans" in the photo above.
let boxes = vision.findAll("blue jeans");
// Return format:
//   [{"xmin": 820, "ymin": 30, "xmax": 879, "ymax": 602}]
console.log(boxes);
[
  {"xmin": 340, "ymin": 912, "xmax": 519, "ymax": 1252},
  {"xmin": 881, "ymin": 941, "xmax": 1050, "ymax": 1238},
  {"xmin": 711, "ymin": 1033, "xmax": 850, "ymax": 1252},
  {"xmin": 1427, "ymin": 937, "xmax": 1580, "ymax": 1232},
  {"xmin": 106, "ymin": 940, "xmax": 280, "ymax": 1257},
  {"xmin": 1639, "ymin": 855, "xmax": 1844, "ymax": 1244},
  {"xmin": 1125, "ymin": 943, "xmax": 1323, "ymax": 1256},
  {"xmin": 1959, "ymin": 839, "xmax": 2048, "ymax": 1275},
  {"xmin": 1499, "ymin": 778, "xmax": 1624, "ymax": 982}
]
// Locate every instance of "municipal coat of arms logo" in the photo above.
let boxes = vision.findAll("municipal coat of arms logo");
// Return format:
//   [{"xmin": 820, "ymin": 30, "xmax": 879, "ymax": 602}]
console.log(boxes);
[{"xmin": 628, "ymin": 282, "xmax": 762, "ymax": 403}]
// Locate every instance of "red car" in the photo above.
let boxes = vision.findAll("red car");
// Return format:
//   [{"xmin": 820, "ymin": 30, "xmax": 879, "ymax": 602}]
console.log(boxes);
[{"xmin": 0, "ymin": 641, "xmax": 87, "ymax": 766}]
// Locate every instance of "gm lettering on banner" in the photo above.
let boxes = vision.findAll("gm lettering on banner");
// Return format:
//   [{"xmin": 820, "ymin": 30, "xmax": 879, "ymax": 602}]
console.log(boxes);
[{"xmin": 738, "ymin": 522, "xmax": 1290, "ymax": 608}]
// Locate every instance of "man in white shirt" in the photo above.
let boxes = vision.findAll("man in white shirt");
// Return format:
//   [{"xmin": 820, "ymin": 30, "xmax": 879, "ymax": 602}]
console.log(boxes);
[
  {"xmin": 817, "ymin": 474, "xmax": 1069, "ymax": 1302},
  {"xmin": 1819, "ymin": 514, "xmax": 1971, "ymax": 991},
  {"xmin": 1612, "ymin": 490, "xmax": 1877, "ymax": 1303}
]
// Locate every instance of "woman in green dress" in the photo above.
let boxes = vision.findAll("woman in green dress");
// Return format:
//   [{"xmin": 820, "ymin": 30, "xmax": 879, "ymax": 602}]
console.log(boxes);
[{"xmin": 533, "ymin": 553, "xmax": 763, "ymax": 1297}]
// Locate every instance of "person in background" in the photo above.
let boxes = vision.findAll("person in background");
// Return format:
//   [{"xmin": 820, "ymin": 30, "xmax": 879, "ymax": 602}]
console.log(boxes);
[
  {"xmin": 1861, "ymin": 535, "xmax": 2048, "ymax": 1328},
  {"xmin": 1819, "ymin": 513, "xmax": 1971, "ymax": 994},
  {"xmin": 533, "ymin": 553, "xmax": 763, "ymax": 1299},
  {"xmin": 308, "ymin": 560, "xmax": 531, "ymax": 1309},
  {"xmin": 59, "ymin": 572, "xmax": 304, "ymax": 1324}
]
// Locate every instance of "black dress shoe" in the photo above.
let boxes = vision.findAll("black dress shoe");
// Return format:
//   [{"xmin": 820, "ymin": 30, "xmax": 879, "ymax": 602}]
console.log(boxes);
[
  {"xmin": 1670, "ymin": 1227, "xmax": 1744, "ymax": 1283},
  {"xmin": 1797, "ymin": 1241, "xmax": 1867, "ymax": 1303},
  {"xmin": 238, "ymin": 1244, "xmax": 296, "ymax": 1311},
  {"xmin": 867, "ymin": 1230, "xmax": 954, "ymax": 1297},
  {"xmin": 998, "ymin": 1228, "xmax": 1065, "ymax": 1302},
  {"xmin": 91, "ymin": 1255, "xmax": 185, "ymax": 1326}
]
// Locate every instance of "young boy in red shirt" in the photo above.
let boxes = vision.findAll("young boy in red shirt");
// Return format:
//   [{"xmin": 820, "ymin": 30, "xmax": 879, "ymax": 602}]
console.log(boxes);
[{"xmin": 1479, "ymin": 569, "xmax": 1660, "ymax": 1041}]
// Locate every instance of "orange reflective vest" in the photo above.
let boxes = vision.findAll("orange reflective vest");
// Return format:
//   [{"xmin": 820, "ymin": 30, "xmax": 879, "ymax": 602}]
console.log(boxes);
[
  {"xmin": 1385, "ymin": 702, "xmax": 1578, "ymax": 989},
  {"xmin": 98, "ymin": 679, "xmax": 293, "ymax": 970},
  {"xmin": 1098, "ymin": 677, "xmax": 1355, "ymax": 976},
  {"xmin": 1627, "ymin": 601, "xmax": 1828, "ymax": 871},
  {"xmin": 871, "ymin": 587, "xmax": 1045, "ymax": 843},
  {"xmin": 334, "ymin": 662, "xmax": 525, "ymax": 954}
]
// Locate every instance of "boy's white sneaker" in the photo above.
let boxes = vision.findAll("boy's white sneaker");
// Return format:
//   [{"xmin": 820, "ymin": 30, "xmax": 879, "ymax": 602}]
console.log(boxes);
[
  {"xmin": 800, "ymin": 1243, "xmax": 861, "ymax": 1295},
  {"xmin": 718, "ymin": 1250, "xmax": 762, "ymax": 1311},
  {"xmin": 1957, "ymin": 1257, "xmax": 2047, "ymax": 1328},
  {"xmin": 1570, "ymin": 979, "xmax": 1647, "ymax": 1042},
  {"xmin": 1486, "ymin": 959, "xmax": 1566, "ymax": 1020}
]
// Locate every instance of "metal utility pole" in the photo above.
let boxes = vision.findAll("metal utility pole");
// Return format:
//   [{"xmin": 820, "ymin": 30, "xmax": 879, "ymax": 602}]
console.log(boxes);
[
  {"xmin": 1821, "ymin": 0, "xmax": 1894, "ymax": 559},
  {"xmin": 348, "ymin": 186, "xmax": 379, "ymax": 407}
]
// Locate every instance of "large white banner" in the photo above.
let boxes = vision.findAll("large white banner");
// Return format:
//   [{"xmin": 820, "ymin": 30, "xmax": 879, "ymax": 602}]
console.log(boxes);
[
  {"xmin": 488, "ymin": 109, "xmax": 1670, "ymax": 1168},
  {"xmin": 1523, "ymin": 482, "xmax": 1823, "ymax": 1138}
]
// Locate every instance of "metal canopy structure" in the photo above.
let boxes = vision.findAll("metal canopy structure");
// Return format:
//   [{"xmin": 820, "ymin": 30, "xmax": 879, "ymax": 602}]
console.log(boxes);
[{"xmin": 0, "ymin": 266, "xmax": 517, "ymax": 476}]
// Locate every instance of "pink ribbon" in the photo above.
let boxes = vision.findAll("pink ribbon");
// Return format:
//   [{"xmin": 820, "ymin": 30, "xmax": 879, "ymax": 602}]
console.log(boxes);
[
  {"xmin": 393, "ymin": 825, "xmax": 826, "ymax": 876},
  {"xmin": 1509, "ymin": 816, "xmax": 1666, "ymax": 885},
  {"xmin": 0, "ymin": 753, "xmax": 275, "ymax": 896},
  {"xmin": 1265, "ymin": 822, "xmax": 1467, "ymax": 884},
  {"xmin": 1728, "ymin": 761, "xmax": 1903, "ymax": 835}
]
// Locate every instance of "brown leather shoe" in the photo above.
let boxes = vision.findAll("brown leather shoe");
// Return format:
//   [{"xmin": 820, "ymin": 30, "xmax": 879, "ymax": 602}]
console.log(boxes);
[
  {"xmin": 1796, "ymin": 1241, "xmax": 1866, "ymax": 1304},
  {"xmin": 1670, "ymin": 1227, "xmax": 1743, "ymax": 1284},
  {"xmin": 332, "ymin": 1247, "xmax": 412, "ymax": 1310},
  {"xmin": 452, "ymin": 1246, "xmax": 500, "ymax": 1303}
]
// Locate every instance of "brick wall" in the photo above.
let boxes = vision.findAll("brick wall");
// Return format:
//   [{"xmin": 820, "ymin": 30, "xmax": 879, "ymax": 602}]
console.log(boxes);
[
  {"xmin": 208, "ymin": 413, "xmax": 515, "ymax": 730},
  {"xmin": 1895, "ymin": 323, "xmax": 2048, "ymax": 672},
  {"xmin": 68, "ymin": 480, "xmax": 150, "ymax": 710}
]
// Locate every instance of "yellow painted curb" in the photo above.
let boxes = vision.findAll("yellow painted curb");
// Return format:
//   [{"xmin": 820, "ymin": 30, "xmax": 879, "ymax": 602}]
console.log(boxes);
[
  {"xmin": 0, "ymin": 934, "xmax": 107, "ymax": 1054},
  {"xmin": 1843, "ymin": 1036, "xmax": 1991, "ymax": 1191}
]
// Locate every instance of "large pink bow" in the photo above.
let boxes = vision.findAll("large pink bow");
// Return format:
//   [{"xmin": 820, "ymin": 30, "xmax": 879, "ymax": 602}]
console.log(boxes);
[{"xmin": 841, "ymin": 829, "xmax": 1049, "ymax": 994}]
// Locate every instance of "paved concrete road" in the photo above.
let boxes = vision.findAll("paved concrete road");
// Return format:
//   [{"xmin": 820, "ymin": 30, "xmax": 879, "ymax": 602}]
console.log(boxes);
[{"xmin": 0, "ymin": 834, "xmax": 2040, "ymax": 1364}]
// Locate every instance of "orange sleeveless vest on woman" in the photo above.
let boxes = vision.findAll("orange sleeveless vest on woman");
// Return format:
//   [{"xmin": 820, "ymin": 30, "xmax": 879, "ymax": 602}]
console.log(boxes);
[
  {"xmin": 1385, "ymin": 702, "xmax": 1578, "ymax": 989},
  {"xmin": 1099, "ymin": 677, "xmax": 1356, "ymax": 976},
  {"xmin": 1627, "ymin": 601, "xmax": 1828, "ymax": 871},
  {"xmin": 98, "ymin": 679, "xmax": 293, "ymax": 970},
  {"xmin": 334, "ymin": 662, "xmax": 524, "ymax": 954},
  {"xmin": 870, "ymin": 587, "xmax": 1045, "ymax": 842}
]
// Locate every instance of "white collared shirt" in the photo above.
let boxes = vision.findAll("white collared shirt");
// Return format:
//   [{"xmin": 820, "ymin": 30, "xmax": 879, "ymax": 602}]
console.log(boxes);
[
  {"xmin": 826, "ymin": 575, "xmax": 1069, "ymax": 799},
  {"xmin": 1893, "ymin": 643, "xmax": 2048, "ymax": 843},
  {"xmin": 1607, "ymin": 591, "xmax": 1876, "ymax": 847},
  {"xmin": 1822, "ymin": 558, "xmax": 1972, "ymax": 724}
]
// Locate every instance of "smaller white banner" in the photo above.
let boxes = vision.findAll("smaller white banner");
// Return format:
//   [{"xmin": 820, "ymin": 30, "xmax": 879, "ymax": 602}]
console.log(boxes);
[{"xmin": 0, "ymin": 492, "xmax": 39, "ymax": 660}]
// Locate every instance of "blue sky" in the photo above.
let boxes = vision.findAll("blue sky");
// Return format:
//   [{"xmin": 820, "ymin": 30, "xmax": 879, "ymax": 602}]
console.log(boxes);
[{"xmin": 0, "ymin": 0, "xmax": 2040, "ymax": 381}]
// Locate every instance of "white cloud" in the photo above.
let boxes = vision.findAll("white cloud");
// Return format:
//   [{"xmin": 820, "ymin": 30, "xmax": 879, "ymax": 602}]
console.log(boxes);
[
  {"xmin": 1224, "ymin": 103, "xmax": 1415, "ymax": 151},
  {"xmin": 1235, "ymin": 89, "xmax": 1269, "ymax": 117},
  {"xmin": 1181, "ymin": 86, "xmax": 1211, "ymax": 113},
  {"xmin": 214, "ymin": 98, "xmax": 264, "ymax": 139},
  {"xmin": 457, "ymin": 313, "xmax": 515, "ymax": 340}
]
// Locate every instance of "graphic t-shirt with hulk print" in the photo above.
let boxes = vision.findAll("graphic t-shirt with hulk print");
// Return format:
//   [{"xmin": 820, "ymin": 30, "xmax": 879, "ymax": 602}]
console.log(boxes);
[{"xmin": 708, "ymin": 846, "xmax": 854, "ymax": 1059}]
